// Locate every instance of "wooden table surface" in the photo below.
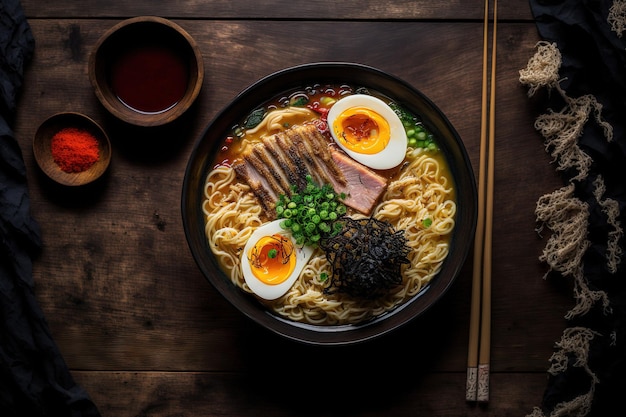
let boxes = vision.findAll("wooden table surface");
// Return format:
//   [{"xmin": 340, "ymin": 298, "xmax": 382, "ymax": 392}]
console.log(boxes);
[{"xmin": 15, "ymin": 1, "xmax": 573, "ymax": 415}]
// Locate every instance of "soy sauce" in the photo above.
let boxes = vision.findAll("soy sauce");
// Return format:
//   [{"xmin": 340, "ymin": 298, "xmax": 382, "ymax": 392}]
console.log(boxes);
[{"xmin": 110, "ymin": 44, "xmax": 189, "ymax": 114}]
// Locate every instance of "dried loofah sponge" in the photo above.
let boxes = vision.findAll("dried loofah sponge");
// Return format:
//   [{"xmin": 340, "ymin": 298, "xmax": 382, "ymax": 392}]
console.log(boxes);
[
  {"xmin": 609, "ymin": 0, "xmax": 626, "ymax": 37},
  {"xmin": 519, "ymin": 41, "xmax": 562, "ymax": 96}
]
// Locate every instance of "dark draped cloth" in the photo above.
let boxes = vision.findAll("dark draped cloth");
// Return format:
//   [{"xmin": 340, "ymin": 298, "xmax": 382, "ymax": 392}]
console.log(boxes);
[
  {"xmin": 0, "ymin": 1, "xmax": 100, "ymax": 415},
  {"xmin": 528, "ymin": 1, "xmax": 626, "ymax": 416}
]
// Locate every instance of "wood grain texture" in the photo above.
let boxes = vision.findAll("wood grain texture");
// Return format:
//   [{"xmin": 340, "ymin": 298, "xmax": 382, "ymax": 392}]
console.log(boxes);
[
  {"xmin": 21, "ymin": 0, "xmax": 534, "ymax": 20},
  {"xmin": 72, "ymin": 371, "xmax": 549, "ymax": 416},
  {"xmin": 11, "ymin": 3, "xmax": 570, "ymax": 415},
  {"xmin": 66, "ymin": 368, "xmax": 545, "ymax": 417}
]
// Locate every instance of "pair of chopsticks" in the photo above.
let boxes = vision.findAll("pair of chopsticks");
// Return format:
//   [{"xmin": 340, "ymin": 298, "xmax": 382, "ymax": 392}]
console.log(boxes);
[{"xmin": 466, "ymin": 0, "xmax": 497, "ymax": 403}]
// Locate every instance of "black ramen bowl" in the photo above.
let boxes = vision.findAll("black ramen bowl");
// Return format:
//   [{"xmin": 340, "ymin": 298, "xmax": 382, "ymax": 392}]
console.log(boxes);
[{"xmin": 182, "ymin": 62, "xmax": 477, "ymax": 345}]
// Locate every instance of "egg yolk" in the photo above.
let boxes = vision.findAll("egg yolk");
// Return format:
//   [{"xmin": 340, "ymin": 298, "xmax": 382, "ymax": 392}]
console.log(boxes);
[
  {"xmin": 248, "ymin": 234, "xmax": 296, "ymax": 285},
  {"xmin": 332, "ymin": 107, "xmax": 391, "ymax": 154}
]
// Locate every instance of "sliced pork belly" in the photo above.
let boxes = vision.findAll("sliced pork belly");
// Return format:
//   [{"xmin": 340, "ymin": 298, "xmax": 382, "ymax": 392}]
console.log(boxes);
[
  {"xmin": 232, "ymin": 124, "xmax": 389, "ymax": 217},
  {"xmin": 250, "ymin": 144, "xmax": 291, "ymax": 192},
  {"xmin": 293, "ymin": 125, "xmax": 346, "ymax": 186},
  {"xmin": 244, "ymin": 148, "xmax": 285, "ymax": 198},
  {"xmin": 329, "ymin": 148, "xmax": 388, "ymax": 215},
  {"xmin": 232, "ymin": 162, "xmax": 277, "ymax": 215},
  {"xmin": 264, "ymin": 136, "xmax": 303, "ymax": 190}
]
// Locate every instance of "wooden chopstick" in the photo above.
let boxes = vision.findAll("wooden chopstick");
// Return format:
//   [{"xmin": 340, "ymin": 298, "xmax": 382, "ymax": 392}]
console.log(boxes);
[
  {"xmin": 478, "ymin": 0, "xmax": 497, "ymax": 402},
  {"xmin": 466, "ymin": 0, "xmax": 497, "ymax": 403}
]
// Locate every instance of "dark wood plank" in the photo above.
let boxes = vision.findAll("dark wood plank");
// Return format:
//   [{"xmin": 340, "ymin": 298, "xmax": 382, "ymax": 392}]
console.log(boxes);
[
  {"xmin": 14, "ymin": 18, "xmax": 568, "ymax": 378},
  {"xmin": 9, "ymin": 5, "xmax": 576, "ymax": 414},
  {"xmin": 21, "ymin": 0, "xmax": 534, "ymax": 21},
  {"xmin": 71, "ymin": 371, "xmax": 550, "ymax": 416}
]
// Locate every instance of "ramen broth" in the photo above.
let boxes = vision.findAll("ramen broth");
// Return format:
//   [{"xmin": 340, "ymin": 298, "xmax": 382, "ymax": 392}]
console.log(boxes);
[{"xmin": 203, "ymin": 83, "xmax": 457, "ymax": 325}]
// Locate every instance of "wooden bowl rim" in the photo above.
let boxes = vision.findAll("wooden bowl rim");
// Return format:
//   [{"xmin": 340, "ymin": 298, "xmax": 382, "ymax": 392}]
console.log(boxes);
[
  {"xmin": 33, "ymin": 112, "xmax": 112, "ymax": 186},
  {"xmin": 88, "ymin": 16, "xmax": 204, "ymax": 127}
]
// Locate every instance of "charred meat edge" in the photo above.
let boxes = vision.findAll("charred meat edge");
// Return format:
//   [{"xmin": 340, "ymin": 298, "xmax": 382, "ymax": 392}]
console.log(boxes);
[{"xmin": 232, "ymin": 124, "xmax": 389, "ymax": 217}]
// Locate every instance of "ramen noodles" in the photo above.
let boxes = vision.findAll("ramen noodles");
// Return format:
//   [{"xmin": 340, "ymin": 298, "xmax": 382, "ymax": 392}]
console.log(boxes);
[{"xmin": 202, "ymin": 84, "xmax": 456, "ymax": 325}]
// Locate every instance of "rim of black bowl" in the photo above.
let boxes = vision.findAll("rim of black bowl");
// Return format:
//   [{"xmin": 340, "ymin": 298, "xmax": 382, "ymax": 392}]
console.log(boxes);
[{"xmin": 182, "ymin": 62, "xmax": 477, "ymax": 346}]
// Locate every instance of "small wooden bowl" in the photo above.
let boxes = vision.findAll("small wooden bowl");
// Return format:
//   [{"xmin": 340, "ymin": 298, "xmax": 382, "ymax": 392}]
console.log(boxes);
[
  {"xmin": 33, "ymin": 112, "xmax": 111, "ymax": 186},
  {"xmin": 89, "ymin": 16, "xmax": 204, "ymax": 127}
]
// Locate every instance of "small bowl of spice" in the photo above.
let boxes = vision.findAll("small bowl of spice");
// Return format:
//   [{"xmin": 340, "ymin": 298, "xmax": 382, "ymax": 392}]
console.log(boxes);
[
  {"xmin": 33, "ymin": 112, "xmax": 111, "ymax": 186},
  {"xmin": 88, "ymin": 16, "xmax": 204, "ymax": 127}
]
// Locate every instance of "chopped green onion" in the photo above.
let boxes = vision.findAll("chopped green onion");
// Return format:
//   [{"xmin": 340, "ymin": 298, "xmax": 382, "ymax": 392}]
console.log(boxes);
[{"xmin": 275, "ymin": 175, "xmax": 347, "ymax": 247}]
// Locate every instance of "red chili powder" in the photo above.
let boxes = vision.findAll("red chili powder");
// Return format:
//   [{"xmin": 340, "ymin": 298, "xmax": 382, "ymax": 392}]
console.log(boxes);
[{"xmin": 51, "ymin": 127, "xmax": 100, "ymax": 173}]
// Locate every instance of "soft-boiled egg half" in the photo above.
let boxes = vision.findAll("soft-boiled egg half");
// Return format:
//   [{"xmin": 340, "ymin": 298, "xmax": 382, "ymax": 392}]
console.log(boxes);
[
  {"xmin": 327, "ymin": 94, "xmax": 407, "ymax": 170},
  {"xmin": 241, "ymin": 220, "xmax": 314, "ymax": 300}
]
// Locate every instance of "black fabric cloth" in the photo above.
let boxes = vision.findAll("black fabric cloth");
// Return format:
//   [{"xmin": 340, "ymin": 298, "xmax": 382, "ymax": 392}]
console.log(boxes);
[
  {"xmin": 0, "ymin": 1, "xmax": 100, "ymax": 415},
  {"xmin": 529, "ymin": 1, "xmax": 626, "ymax": 416}
]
